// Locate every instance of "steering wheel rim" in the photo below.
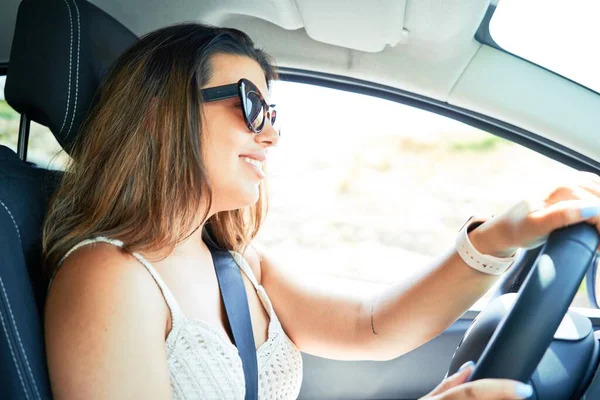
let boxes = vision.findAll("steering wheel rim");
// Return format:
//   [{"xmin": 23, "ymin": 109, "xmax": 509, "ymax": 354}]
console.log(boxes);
[{"xmin": 449, "ymin": 223, "xmax": 599, "ymax": 382}]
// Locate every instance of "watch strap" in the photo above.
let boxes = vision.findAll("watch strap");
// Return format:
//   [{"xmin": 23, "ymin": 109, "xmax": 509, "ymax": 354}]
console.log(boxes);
[{"xmin": 455, "ymin": 216, "xmax": 516, "ymax": 275}]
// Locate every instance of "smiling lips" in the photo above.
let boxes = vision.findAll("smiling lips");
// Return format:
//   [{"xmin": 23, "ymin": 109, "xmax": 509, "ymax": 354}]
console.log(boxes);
[{"xmin": 240, "ymin": 155, "xmax": 266, "ymax": 179}]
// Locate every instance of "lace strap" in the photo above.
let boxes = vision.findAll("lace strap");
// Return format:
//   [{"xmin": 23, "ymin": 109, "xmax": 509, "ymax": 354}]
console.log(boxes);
[
  {"xmin": 53, "ymin": 236, "xmax": 185, "ymax": 329},
  {"xmin": 229, "ymin": 251, "xmax": 275, "ymax": 316},
  {"xmin": 229, "ymin": 251, "xmax": 260, "ymax": 288}
]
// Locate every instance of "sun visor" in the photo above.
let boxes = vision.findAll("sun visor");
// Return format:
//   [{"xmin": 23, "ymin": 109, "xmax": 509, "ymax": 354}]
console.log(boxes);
[{"xmin": 294, "ymin": 0, "xmax": 409, "ymax": 52}]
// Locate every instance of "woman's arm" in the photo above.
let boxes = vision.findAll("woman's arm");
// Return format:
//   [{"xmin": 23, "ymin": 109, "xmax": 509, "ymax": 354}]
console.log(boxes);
[
  {"xmin": 259, "ymin": 175, "xmax": 600, "ymax": 362},
  {"xmin": 45, "ymin": 243, "xmax": 172, "ymax": 399},
  {"xmin": 357, "ymin": 229, "xmax": 505, "ymax": 361},
  {"xmin": 256, "ymin": 229, "xmax": 502, "ymax": 362}
]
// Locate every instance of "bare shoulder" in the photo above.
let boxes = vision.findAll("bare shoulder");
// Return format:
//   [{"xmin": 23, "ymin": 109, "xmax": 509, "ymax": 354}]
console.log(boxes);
[
  {"xmin": 47, "ymin": 242, "xmax": 167, "ymax": 316},
  {"xmin": 45, "ymin": 241, "xmax": 171, "ymax": 398}
]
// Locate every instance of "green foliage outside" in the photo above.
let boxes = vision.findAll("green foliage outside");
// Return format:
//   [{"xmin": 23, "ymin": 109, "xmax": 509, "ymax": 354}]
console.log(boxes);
[
  {"xmin": 0, "ymin": 100, "xmax": 19, "ymax": 150},
  {"xmin": 449, "ymin": 135, "xmax": 507, "ymax": 152},
  {"xmin": 0, "ymin": 100, "xmax": 17, "ymax": 120}
]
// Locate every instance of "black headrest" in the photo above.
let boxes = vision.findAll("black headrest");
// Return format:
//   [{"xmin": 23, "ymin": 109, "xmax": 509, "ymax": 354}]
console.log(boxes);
[
  {"xmin": 5, "ymin": 0, "xmax": 137, "ymax": 153},
  {"xmin": 0, "ymin": 145, "xmax": 19, "ymax": 161}
]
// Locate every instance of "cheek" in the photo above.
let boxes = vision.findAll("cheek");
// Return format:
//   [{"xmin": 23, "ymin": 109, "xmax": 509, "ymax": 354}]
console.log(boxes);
[
  {"xmin": 202, "ymin": 132, "xmax": 246, "ymax": 185},
  {"xmin": 202, "ymin": 112, "xmax": 233, "ymax": 160},
  {"xmin": 202, "ymin": 140, "xmax": 236, "ymax": 181},
  {"xmin": 201, "ymin": 107, "xmax": 254, "ymax": 184}
]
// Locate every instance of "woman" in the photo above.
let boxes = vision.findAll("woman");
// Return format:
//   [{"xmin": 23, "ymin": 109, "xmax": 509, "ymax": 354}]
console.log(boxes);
[{"xmin": 42, "ymin": 23, "xmax": 600, "ymax": 399}]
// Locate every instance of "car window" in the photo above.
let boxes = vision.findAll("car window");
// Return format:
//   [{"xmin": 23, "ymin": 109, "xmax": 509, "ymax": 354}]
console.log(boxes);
[
  {"xmin": 0, "ymin": 75, "xmax": 70, "ymax": 170},
  {"xmin": 0, "ymin": 76, "xmax": 18, "ymax": 152},
  {"xmin": 490, "ymin": 0, "xmax": 600, "ymax": 95},
  {"xmin": 258, "ymin": 80, "xmax": 591, "ymax": 309}
]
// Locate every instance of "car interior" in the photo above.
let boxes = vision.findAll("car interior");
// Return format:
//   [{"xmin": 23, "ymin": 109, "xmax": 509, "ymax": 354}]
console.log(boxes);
[{"xmin": 2, "ymin": 0, "xmax": 600, "ymax": 399}]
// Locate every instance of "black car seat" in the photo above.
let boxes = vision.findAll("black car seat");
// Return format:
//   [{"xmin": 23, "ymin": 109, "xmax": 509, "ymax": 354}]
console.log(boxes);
[{"xmin": 1, "ymin": 0, "xmax": 136, "ymax": 397}]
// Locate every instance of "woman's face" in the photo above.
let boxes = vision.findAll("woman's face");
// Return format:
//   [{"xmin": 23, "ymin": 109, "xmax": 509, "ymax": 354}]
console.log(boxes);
[{"xmin": 201, "ymin": 53, "xmax": 279, "ymax": 213}]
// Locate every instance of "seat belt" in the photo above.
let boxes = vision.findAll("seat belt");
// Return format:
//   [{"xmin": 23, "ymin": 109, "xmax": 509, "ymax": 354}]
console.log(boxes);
[{"xmin": 204, "ymin": 230, "xmax": 258, "ymax": 400}]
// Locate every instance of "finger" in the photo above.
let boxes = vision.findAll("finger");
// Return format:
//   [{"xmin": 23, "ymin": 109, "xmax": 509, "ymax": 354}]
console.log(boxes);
[
  {"xmin": 544, "ymin": 184, "xmax": 597, "ymax": 205},
  {"xmin": 545, "ymin": 184, "xmax": 600, "ymax": 219},
  {"xmin": 528, "ymin": 199, "xmax": 600, "ymax": 233},
  {"xmin": 436, "ymin": 379, "xmax": 533, "ymax": 400},
  {"xmin": 424, "ymin": 362, "xmax": 474, "ymax": 397},
  {"xmin": 545, "ymin": 175, "xmax": 600, "ymax": 213},
  {"xmin": 539, "ymin": 185, "xmax": 600, "ymax": 241},
  {"xmin": 541, "ymin": 171, "xmax": 600, "ymax": 204}
]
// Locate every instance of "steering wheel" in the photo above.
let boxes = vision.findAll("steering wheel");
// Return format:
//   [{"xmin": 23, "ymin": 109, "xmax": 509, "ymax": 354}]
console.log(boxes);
[{"xmin": 447, "ymin": 223, "xmax": 599, "ymax": 384}]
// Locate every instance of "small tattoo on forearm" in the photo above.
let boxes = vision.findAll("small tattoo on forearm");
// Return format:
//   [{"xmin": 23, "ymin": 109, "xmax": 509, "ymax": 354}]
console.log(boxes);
[{"xmin": 370, "ymin": 300, "xmax": 378, "ymax": 335}]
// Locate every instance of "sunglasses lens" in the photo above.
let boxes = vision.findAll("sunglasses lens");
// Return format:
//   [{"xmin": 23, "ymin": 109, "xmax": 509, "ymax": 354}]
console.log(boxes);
[{"xmin": 245, "ymin": 91, "xmax": 264, "ymax": 132}]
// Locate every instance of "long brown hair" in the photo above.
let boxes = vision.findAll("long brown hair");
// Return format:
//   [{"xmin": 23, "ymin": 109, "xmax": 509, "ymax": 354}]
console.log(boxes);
[{"xmin": 42, "ymin": 23, "xmax": 277, "ymax": 276}]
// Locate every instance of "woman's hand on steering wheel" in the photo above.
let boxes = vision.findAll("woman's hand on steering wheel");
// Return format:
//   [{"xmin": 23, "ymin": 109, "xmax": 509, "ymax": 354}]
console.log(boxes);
[
  {"xmin": 469, "ymin": 171, "xmax": 600, "ymax": 258},
  {"xmin": 422, "ymin": 362, "xmax": 533, "ymax": 400}
]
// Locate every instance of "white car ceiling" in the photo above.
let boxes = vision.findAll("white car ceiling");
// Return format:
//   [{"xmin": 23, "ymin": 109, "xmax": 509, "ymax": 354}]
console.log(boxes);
[{"xmin": 1, "ymin": 0, "xmax": 599, "ymax": 162}]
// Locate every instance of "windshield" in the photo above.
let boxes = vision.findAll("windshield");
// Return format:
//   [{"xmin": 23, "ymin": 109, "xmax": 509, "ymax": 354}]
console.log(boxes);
[{"xmin": 490, "ymin": 0, "xmax": 600, "ymax": 94}]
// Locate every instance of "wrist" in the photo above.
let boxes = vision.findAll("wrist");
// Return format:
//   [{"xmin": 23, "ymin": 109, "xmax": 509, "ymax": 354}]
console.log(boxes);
[
  {"xmin": 455, "ymin": 216, "xmax": 518, "ymax": 276},
  {"xmin": 455, "ymin": 217, "xmax": 515, "ymax": 275},
  {"xmin": 468, "ymin": 221, "xmax": 518, "ymax": 258}
]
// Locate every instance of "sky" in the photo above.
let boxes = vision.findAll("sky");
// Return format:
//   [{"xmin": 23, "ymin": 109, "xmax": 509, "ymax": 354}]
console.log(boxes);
[{"xmin": 490, "ymin": 0, "xmax": 600, "ymax": 94}]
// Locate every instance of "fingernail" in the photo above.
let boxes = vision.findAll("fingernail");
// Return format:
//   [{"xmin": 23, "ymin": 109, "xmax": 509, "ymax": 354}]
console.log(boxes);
[
  {"xmin": 458, "ymin": 360, "xmax": 474, "ymax": 373},
  {"xmin": 581, "ymin": 205, "xmax": 600, "ymax": 218},
  {"xmin": 515, "ymin": 382, "xmax": 533, "ymax": 399}
]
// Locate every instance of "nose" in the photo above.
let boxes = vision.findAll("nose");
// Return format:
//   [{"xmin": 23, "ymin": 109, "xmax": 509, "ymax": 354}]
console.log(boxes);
[{"xmin": 256, "ymin": 120, "xmax": 280, "ymax": 147}]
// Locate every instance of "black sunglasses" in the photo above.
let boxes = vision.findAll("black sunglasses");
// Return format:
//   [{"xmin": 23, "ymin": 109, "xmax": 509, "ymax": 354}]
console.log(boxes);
[{"xmin": 201, "ymin": 78, "xmax": 278, "ymax": 135}]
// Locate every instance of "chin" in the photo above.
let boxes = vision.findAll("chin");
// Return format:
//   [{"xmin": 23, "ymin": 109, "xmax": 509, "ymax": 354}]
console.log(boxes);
[
  {"xmin": 240, "ymin": 186, "xmax": 260, "ymax": 207},
  {"xmin": 220, "ymin": 186, "xmax": 260, "ymax": 211}
]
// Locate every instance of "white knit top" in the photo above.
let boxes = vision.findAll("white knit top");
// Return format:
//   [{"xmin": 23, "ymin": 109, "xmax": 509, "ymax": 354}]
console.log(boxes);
[{"xmin": 54, "ymin": 236, "xmax": 304, "ymax": 399}]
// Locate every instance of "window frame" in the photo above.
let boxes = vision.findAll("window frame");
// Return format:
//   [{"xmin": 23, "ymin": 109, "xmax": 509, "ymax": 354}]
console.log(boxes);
[
  {"xmin": 277, "ymin": 67, "xmax": 600, "ymax": 310},
  {"xmin": 278, "ymin": 67, "xmax": 600, "ymax": 173}
]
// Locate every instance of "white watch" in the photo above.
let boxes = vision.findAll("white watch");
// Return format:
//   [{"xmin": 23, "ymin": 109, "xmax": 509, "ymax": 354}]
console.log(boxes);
[{"xmin": 455, "ymin": 216, "xmax": 517, "ymax": 275}]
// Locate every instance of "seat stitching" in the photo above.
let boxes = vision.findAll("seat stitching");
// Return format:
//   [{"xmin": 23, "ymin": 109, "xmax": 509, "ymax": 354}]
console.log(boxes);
[
  {"xmin": 0, "ymin": 201, "xmax": 41, "ymax": 399},
  {"xmin": 65, "ymin": 0, "xmax": 81, "ymax": 140},
  {"xmin": 0, "ymin": 278, "xmax": 41, "ymax": 400},
  {"xmin": 0, "ymin": 281, "xmax": 30, "ymax": 400},
  {"xmin": 59, "ymin": 0, "xmax": 74, "ymax": 136},
  {"xmin": 0, "ymin": 199, "xmax": 20, "ymax": 243}
]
